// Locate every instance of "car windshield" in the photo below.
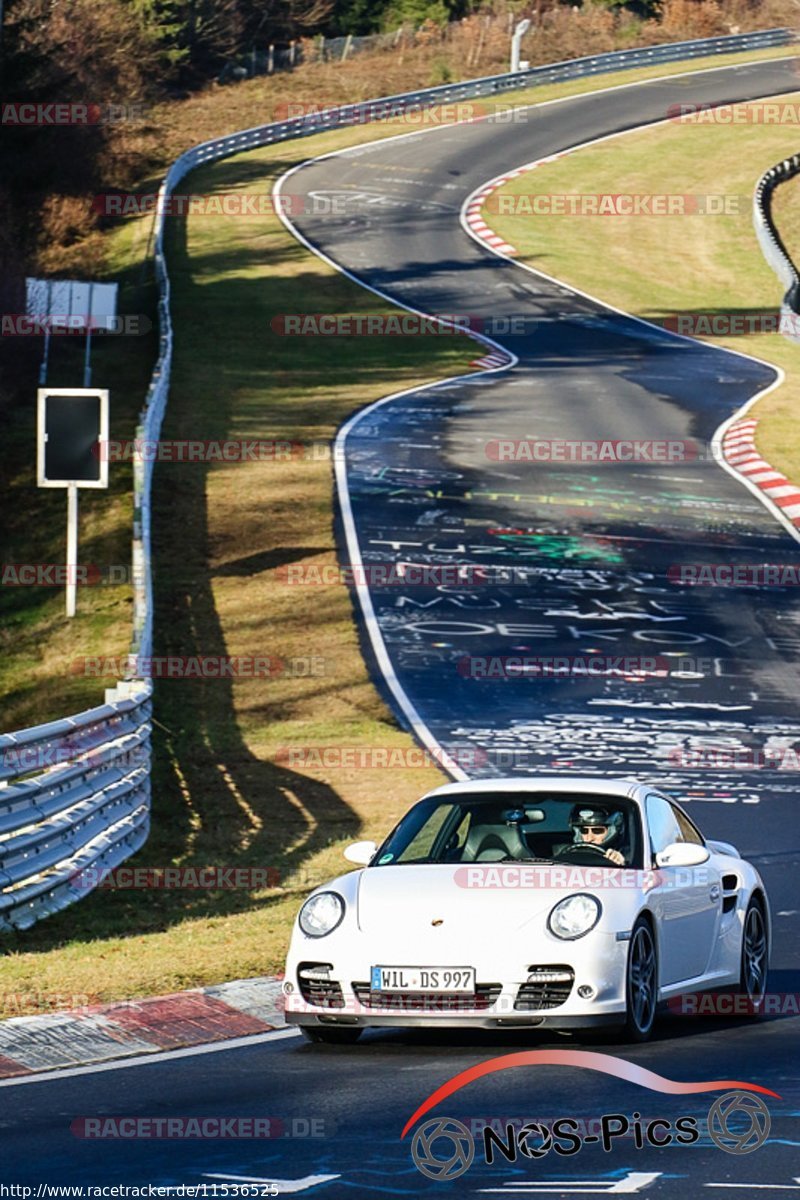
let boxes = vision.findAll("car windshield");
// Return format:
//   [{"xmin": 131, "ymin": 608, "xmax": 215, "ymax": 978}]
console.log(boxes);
[{"xmin": 373, "ymin": 793, "xmax": 643, "ymax": 869}]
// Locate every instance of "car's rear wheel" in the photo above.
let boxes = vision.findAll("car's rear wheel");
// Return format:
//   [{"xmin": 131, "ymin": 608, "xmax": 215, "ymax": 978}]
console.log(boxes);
[
  {"xmin": 623, "ymin": 917, "xmax": 658, "ymax": 1042},
  {"xmin": 300, "ymin": 1026, "xmax": 362, "ymax": 1045},
  {"xmin": 739, "ymin": 898, "xmax": 768, "ymax": 1014}
]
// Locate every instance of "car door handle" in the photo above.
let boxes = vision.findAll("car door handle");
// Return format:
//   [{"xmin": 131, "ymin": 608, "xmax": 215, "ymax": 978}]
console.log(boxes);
[{"xmin": 710, "ymin": 885, "xmax": 720, "ymax": 902}]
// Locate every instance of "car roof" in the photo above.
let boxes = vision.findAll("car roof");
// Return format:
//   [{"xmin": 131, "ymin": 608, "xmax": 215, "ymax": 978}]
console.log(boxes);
[{"xmin": 420, "ymin": 776, "xmax": 644, "ymax": 803}]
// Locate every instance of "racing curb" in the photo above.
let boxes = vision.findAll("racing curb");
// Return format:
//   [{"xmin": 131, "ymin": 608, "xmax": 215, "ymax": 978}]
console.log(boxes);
[
  {"xmin": 463, "ymin": 155, "xmax": 572, "ymax": 256},
  {"xmin": 721, "ymin": 417, "xmax": 800, "ymax": 525},
  {"xmin": 0, "ymin": 976, "xmax": 285, "ymax": 1078},
  {"xmin": 461, "ymin": 171, "xmax": 519, "ymax": 368},
  {"xmin": 463, "ymin": 169, "xmax": 524, "ymax": 255}
]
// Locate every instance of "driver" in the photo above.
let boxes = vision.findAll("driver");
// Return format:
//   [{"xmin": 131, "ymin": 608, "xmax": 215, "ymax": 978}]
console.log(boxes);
[{"xmin": 567, "ymin": 804, "xmax": 626, "ymax": 865}]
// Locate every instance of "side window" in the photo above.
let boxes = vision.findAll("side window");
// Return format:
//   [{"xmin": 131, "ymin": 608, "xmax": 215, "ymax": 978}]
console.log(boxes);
[
  {"xmin": 645, "ymin": 794, "xmax": 682, "ymax": 856},
  {"xmin": 395, "ymin": 804, "xmax": 456, "ymax": 863},
  {"xmin": 670, "ymin": 803, "xmax": 704, "ymax": 846}
]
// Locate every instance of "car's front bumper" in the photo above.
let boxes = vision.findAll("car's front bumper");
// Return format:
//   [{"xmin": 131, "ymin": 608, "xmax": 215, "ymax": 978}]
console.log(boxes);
[{"xmin": 284, "ymin": 930, "xmax": 631, "ymax": 1030}]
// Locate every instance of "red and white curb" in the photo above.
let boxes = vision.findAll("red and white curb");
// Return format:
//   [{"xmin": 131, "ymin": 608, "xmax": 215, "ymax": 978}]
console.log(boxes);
[
  {"xmin": 0, "ymin": 976, "xmax": 284, "ymax": 1078},
  {"xmin": 463, "ymin": 169, "xmax": 525, "ymax": 371},
  {"xmin": 721, "ymin": 418, "xmax": 800, "ymax": 525},
  {"xmin": 463, "ymin": 156, "xmax": 568, "ymax": 258},
  {"xmin": 463, "ymin": 168, "xmax": 525, "ymax": 256}
]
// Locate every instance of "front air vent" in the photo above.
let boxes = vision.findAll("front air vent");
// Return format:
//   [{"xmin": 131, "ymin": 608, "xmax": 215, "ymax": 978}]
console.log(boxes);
[
  {"xmin": 515, "ymin": 965, "xmax": 575, "ymax": 1011},
  {"xmin": 721, "ymin": 874, "xmax": 740, "ymax": 915},
  {"xmin": 298, "ymin": 962, "xmax": 345, "ymax": 1008}
]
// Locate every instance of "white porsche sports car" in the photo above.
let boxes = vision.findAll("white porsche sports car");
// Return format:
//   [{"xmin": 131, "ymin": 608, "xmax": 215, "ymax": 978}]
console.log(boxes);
[{"xmin": 283, "ymin": 777, "xmax": 770, "ymax": 1044}]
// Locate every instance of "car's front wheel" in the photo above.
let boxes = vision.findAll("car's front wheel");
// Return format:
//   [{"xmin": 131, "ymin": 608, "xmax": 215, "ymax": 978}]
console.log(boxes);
[
  {"xmin": 739, "ymin": 897, "xmax": 768, "ymax": 1014},
  {"xmin": 300, "ymin": 1026, "xmax": 362, "ymax": 1046},
  {"xmin": 623, "ymin": 917, "xmax": 658, "ymax": 1042}
]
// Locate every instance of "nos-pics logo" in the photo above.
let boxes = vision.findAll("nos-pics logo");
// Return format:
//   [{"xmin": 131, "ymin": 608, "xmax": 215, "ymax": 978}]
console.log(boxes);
[{"xmin": 410, "ymin": 1091, "xmax": 772, "ymax": 1181}]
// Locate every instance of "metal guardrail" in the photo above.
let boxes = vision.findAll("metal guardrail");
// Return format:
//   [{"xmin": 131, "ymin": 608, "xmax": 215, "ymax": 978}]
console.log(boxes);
[
  {"xmin": 1, "ymin": 27, "xmax": 794, "ymax": 932},
  {"xmin": 754, "ymin": 152, "xmax": 800, "ymax": 343},
  {"xmin": 0, "ymin": 681, "xmax": 151, "ymax": 930}
]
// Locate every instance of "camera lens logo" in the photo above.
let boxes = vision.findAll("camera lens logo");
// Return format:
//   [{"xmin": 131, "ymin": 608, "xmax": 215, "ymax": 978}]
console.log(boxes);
[
  {"xmin": 410, "ymin": 1117, "xmax": 475, "ymax": 1180},
  {"xmin": 707, "ymin": 1091, "xmax": 771, "ymax": 1154},
  {"xmin": 518, "ymin": 1121, "xmax": 554, "ymax": 1158}
]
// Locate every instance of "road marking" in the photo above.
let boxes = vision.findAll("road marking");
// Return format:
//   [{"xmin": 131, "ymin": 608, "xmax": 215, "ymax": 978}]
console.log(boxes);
[
  {"xmin": 705, "ymin": 1183, "xmax": 800, "ymax": 1190},
  {"xmin": 0, "ymin": 1027, "xmax": 300, "ymax": 1087},
  {"xmin": 204, "ymin": 1174, "xmax": 340, "ymax": 1194},
  {"xmin": 477, "ymin": 1172, "xmax": 661, "ymax": 1193}
]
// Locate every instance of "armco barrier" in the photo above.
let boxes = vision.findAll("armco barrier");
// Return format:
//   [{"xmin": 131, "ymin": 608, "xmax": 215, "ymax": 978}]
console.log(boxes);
[
  {"xmin": 0, "ymin": 682, "xmax": 151, "ymax": 930},
  {"xmin": 754, "ymin": 151, "xmax": 800, "ymax": 343},
  {"xmin": 1, "ymin": 28, "xmax": 795, "ymax": 932}
]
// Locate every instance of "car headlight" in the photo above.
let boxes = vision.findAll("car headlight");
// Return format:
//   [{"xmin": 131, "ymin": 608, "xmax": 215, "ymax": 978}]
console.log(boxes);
[
  {"xmin": 548, "ymin": 893, "xmax": 602, "ymax": 940},
  {"xmin": 298, "ymin": 891, "xmax": 345, "ymax": 938}
]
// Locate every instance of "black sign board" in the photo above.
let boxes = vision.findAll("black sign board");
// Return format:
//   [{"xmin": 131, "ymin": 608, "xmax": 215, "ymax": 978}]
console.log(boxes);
[{"xmin": 37, "ymin": 389, "xmax": 109, "ymax": 489}]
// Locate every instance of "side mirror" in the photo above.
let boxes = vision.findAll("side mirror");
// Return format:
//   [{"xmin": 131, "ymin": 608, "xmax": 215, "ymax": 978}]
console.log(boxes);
[
  {"xmin": 655, "ymin": 841, "xmax": 710, "ymax": 868},
  {"xmin": 343, "ymin": 840, "xmax": 377, "ymax": 866}
]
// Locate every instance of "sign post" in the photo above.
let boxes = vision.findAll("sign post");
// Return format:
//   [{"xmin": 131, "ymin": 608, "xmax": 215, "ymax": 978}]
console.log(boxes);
[
  {"xmin": 66, "ymin": 484, "xmax": 78, "ymax": 618},
  {"xmin": 37, "ymin": 388, "xmax": 110, "ymax": 617}
]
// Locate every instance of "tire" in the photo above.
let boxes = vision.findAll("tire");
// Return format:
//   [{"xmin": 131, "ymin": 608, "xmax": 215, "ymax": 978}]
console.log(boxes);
[
  {"xmin": 300, "ymin": 1026, "xmax": 362, "ymax": 1045},
  {"xmin": 738, "ymin": 897, "xmax": 768, "ymax": 1015},
  {"xmin": 623, "ymin": 917, "xmax": 658, "ymax": 1042}
]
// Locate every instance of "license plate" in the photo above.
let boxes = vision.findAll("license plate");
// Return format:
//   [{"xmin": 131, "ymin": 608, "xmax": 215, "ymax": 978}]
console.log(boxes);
[{"xmin": 370, "ymin": 966, "xmax": 475, "ymax": 993}]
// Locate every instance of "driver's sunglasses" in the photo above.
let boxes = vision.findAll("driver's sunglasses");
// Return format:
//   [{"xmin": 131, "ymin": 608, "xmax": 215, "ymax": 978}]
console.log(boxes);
[{"xmin": 578, "ymin": 824, "xmax": 608, "ymax": 835}]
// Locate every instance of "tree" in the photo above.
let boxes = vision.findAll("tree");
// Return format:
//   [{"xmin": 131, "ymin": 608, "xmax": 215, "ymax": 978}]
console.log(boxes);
[{"xmin": 129, "ymin": 0, "xmax": 244, "ymax": 83}]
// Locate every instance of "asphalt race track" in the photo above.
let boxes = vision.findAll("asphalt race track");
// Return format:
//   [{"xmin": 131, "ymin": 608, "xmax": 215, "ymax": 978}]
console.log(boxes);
[{"xmin": 6, "ymin": 56, "xmax": 800, "ymax": 1198}]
